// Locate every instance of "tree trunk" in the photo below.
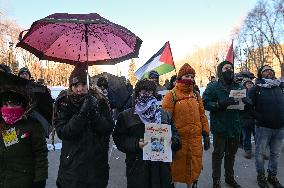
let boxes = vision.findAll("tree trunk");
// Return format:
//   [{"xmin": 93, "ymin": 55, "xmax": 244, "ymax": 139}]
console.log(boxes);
[{"xmin": 281, "ymin": 63, "xmax": 284, "ymax": 77}]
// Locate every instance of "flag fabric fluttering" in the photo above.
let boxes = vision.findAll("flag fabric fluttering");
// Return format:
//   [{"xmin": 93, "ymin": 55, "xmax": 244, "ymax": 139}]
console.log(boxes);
[
  {"xmin": 135, "ymin": 41, "xmax": 175, "ymax": 80},
  {"xmin": 225, "ymin": 41, "xmax": 234, "ymax": 64}
]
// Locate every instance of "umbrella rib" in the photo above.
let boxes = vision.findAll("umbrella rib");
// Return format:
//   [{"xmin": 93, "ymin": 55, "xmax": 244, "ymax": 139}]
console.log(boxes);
[
  {"xmin": 88, "ymin": 32, "xmax": 111, "ymax": 58},
  {"xmin": 91, "ymin": 24, "xmax": 132, "ymax": 50},
  {"xmin": 42, "ymin": 23, "xmax": 84, "ymax": 56}
]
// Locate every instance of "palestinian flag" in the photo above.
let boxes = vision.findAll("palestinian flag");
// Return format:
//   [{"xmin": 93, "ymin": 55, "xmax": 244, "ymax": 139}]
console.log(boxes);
[{"xmin": 135, "ymin": 41, "xmax": 175, "ymax": 79}]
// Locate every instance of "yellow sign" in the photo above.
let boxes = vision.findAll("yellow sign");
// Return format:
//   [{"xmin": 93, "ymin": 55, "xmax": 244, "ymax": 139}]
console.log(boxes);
[{"xmin": 2, "ymin": 127, "xmax": 19, "ymax": 147}]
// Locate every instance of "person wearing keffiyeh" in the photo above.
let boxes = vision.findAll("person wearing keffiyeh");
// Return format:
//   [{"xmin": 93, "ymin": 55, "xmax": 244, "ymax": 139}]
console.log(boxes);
[{"xmin": 113, "ymin": 79, "xmax": 181, "ymax": 188}]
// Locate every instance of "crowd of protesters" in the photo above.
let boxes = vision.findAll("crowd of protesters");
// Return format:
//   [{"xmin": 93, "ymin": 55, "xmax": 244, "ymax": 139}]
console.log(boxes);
[{"xmin": 0, "ymin": 61, "xmax": 283, "ymax": 188}]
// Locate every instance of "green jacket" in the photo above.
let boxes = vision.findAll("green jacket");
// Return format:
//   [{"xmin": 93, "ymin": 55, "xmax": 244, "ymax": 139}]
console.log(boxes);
[
  {"xmin": 202, "ymin": 61, "xmax": 245, "ymax": 138},
  {"xmin": 0, "ymin": 118, "xmax": 48, "ymax": 188}
]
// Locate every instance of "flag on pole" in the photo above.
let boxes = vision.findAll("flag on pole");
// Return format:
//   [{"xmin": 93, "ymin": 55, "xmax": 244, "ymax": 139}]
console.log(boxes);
[
  {"xmin": 135, "ymin": 41, "xmax": 175, "ymax": 79},
  {"xmin": 225, "ymin": 41, "xmax": 234, "ymax": 64}
]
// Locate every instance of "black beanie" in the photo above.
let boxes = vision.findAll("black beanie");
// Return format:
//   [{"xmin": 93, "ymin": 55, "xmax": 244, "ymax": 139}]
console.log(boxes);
[
  {"xmin": 97, "ymin": 77, "xmax": 108, "ymax": 89},
  {"xmin": 69, "ymin": 63, "xmax": 88, "ymax": 87},
  {"xmin": 18, "ymin": 67, "xmax": 31, "ymax": 78}
]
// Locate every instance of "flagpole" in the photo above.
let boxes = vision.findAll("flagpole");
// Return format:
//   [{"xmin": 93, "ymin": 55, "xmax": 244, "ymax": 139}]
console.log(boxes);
[
  {"xmin": 232, "ymin": 39, "xmax": 234, "ymax": 69},
  {"xmin": 168, "ymin": 41, "xmax": 177, "ymax": 76}
]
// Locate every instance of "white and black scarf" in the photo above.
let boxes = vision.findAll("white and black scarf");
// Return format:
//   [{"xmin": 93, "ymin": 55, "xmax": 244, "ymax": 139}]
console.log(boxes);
[
  {"xmin": 257, "ymin": 78, "xmax": 281, "ymax": 88},
  {"xmin": 134, "ymin": 96, "xmax": 161, "ymax": 124}
]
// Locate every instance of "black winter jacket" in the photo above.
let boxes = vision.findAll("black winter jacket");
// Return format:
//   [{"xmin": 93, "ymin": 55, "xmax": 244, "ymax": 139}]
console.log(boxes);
[
  {"xmin": 0, "ymin": 118, "xmax": 48, "ymax": 188},
  {"xmin": 55, "ymin": 94, "xmax": 114, "ymax": 188},
  {"xmin": 113, "ymin": 108, "xmax": 181, "ymax": 188},
  {"xmin": 248, "ymin": 78, "xmax": 284, "ymax": 129}
]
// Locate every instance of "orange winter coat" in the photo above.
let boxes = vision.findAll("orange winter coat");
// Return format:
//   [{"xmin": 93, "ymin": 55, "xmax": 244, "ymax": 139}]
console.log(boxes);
[{"xmin": 162, "ymin": 83, "xmax": 209, "ymax": 184}]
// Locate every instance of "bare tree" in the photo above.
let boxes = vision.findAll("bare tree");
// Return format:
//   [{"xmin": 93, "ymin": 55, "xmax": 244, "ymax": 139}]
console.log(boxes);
[{"xmin": 236, "ymin": 0, "xmax": 284, "ymax": 77}]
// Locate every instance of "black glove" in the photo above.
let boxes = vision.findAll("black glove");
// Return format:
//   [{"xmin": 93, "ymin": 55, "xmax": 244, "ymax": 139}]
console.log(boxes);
[
  {"xmin": 98, "ymin": 99, "xmax": 111, "ymax": 116},
  {"xmin": 155, "ymin": 94, "xmax": 163, "ymax": 101},
  {"xmin": 218, "ymin": 97, "xmax": 238, "ymax": 109},
  {"xmin": 32, "ymin": 180, "xmax": 46, "ymax": 188},
  {"xmin": 79, "ymin": 95, "xmax": 98, "ymax": 116},
  {"xmin": 202, "ymin": 131, "xmax": 210, "ymax": 151},
  {"xmin": 242, "ymin": 97, "xmax": 252, "ymax": 105}
]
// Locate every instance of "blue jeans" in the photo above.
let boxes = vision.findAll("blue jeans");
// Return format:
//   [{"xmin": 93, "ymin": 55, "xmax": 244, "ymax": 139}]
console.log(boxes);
[{"xmin": 255, "ymin": 126, "xmax": 284, "ymax": 175}]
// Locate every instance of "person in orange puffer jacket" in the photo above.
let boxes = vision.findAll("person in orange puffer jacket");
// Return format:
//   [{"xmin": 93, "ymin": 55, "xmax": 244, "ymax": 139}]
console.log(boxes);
[{"xmin": 162, "ymin": 63, "xmax": 210, "ymax": 188}]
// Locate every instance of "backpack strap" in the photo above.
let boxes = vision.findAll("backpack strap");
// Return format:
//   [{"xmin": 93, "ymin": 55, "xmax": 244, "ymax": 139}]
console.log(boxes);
[
  {"xmin": 171, "ymin": 89, "xmax": 199, "ymax": 108},
  {"xmin": 171, "ymin": 90, "xmax": 177, "ymax": 107}
]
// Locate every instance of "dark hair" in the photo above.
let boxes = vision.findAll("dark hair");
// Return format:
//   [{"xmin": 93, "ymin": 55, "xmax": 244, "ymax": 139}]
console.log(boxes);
[
  {"xmin": 97, "ymin": 77, "xmax": 108, "ymax": 89},
  {"xmin": 148, "ymin": 70, "xmax": 159, "ymax": 79},
  {"xmin": 135, "ymin": 79, "xmax": 157, "ymax": 97},
  {"xmin": 18, "ymin": 67, "xmax": 31, "ymax": 78},
  {"xmin": 168, "ymin": 75, "xmax": 177, "ymax": 90},
  {"xmin": 0, "ymin": 91, "xmax": 28, "ymax": 108}
]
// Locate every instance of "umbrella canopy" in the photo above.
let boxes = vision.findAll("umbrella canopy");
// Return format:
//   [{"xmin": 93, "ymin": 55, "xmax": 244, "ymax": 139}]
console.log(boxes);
[{"xmin": 17, "ymin": 13, "xmax": 142, "ymax": 65}]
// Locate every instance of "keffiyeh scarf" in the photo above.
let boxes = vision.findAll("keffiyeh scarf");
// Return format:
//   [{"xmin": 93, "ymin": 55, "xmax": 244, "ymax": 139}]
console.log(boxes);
[
  {"xmin": 257, "ymin": 78, "xmax": 281, "ymax": 88},
  {"xmin": 134, "ymin": 96, "xmax": 161, "ymax": 124}
]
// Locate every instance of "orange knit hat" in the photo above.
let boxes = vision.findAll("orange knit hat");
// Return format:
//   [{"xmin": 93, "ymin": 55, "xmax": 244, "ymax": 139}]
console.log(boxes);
[{"xmin": 177, "ymin": 63, "xmax": 196, "ymax": 79}]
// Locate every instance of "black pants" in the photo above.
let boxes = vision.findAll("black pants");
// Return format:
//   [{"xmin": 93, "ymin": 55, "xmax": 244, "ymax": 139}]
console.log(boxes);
[{"xmin": 212, "ymin": 134, "xmax": 239, "ymax": 180}]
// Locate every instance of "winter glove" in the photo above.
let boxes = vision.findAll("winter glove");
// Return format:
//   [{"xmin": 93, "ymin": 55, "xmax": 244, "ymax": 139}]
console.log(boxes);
[
  {"xmin": 79, "ymin": 95, "xmax": 98, "ymax": 116},
  {"xmin": 98, "ymin": 99, "xmax": 111, "ymax": 117},
  {"xmin": 242, "ymin": 97, "xmax": 252, "ymax": 106},
  {"xmin": 202, "ymin": 131, "xmax": 210, "ymax": 151},
  {"xmin": 32, "ymin": 180, "xmax": 46, "ymax": 188},
  {"xmin": 155, "ymin": 94, "xmax": 163, "ymax": 101},
  {"xmin": 218, "ymin": 97, "xmax": 238, "ymax": 110}
]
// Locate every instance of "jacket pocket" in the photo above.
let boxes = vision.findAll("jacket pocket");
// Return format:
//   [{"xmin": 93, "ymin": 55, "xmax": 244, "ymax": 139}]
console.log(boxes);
[{"xmin": 61, "ymin": 146, "xmax": 80, "ymax": 168}]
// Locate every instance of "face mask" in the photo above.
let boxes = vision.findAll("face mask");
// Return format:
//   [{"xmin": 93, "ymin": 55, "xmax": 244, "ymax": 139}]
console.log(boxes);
[
  {"xmin": 222, "ymin": 70, "xmax": 234, "ymax": 84},
  {"xmin": 1, "ymin": 106, "xmax": 25, "ymax": 125},
  {"xmin": 177, "ymin": 79, "xmax": 194, "ymax": 85}
]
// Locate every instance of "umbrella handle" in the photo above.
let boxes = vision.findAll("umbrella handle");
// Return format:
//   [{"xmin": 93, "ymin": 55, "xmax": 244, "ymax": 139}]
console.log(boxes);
[{"xmin": 87, "ymin": 66, "xmax": 90, "ymax": 90}]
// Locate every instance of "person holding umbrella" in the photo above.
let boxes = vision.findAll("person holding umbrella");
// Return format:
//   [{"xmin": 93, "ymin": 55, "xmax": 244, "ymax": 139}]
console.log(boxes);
[
  {"xmin": 0, "ymin": 90, "xmax": 48, "ymax": 188},
  {"xmin": 54, "ymin": 64, "xmax": 114, "ymax": 188}
]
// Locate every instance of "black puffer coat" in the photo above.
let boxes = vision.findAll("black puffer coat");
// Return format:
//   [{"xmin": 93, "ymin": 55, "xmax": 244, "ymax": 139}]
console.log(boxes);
[
  {"xmin": 113, "ymin": 108, "xmax": 181, "ymax": 188},
  {"xmin": 55, "ymin": 93, "xmax": 114, "ymax": 188},
  {"xmin": 248, "ymin": 78, "xmax": 284, "ymax": 129},
  {"xmin": 0, "ymin": 116, "xmax": 48, "ymax": 188}
]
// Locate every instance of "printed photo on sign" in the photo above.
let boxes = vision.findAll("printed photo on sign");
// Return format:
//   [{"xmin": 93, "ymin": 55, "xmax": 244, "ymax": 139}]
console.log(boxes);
[{"xmin": 143, "ymin": 123, "xmax": 172, "ymax": 162}]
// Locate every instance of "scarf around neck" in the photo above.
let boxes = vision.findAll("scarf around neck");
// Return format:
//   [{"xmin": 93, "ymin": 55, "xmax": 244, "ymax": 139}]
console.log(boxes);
[
  {"xmin": 134, "ymin": 96, "xmax": 161, "ymax": 124},
  {"xmin": 257, "ymin": 78, "xmax": 281, "ymax": 88}
]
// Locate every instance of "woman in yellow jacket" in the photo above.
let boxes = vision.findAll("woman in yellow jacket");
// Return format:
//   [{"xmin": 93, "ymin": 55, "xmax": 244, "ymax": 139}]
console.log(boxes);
[{"xmin": 162, "ymin": 63, "xmax": 210, "ymax": 188}]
